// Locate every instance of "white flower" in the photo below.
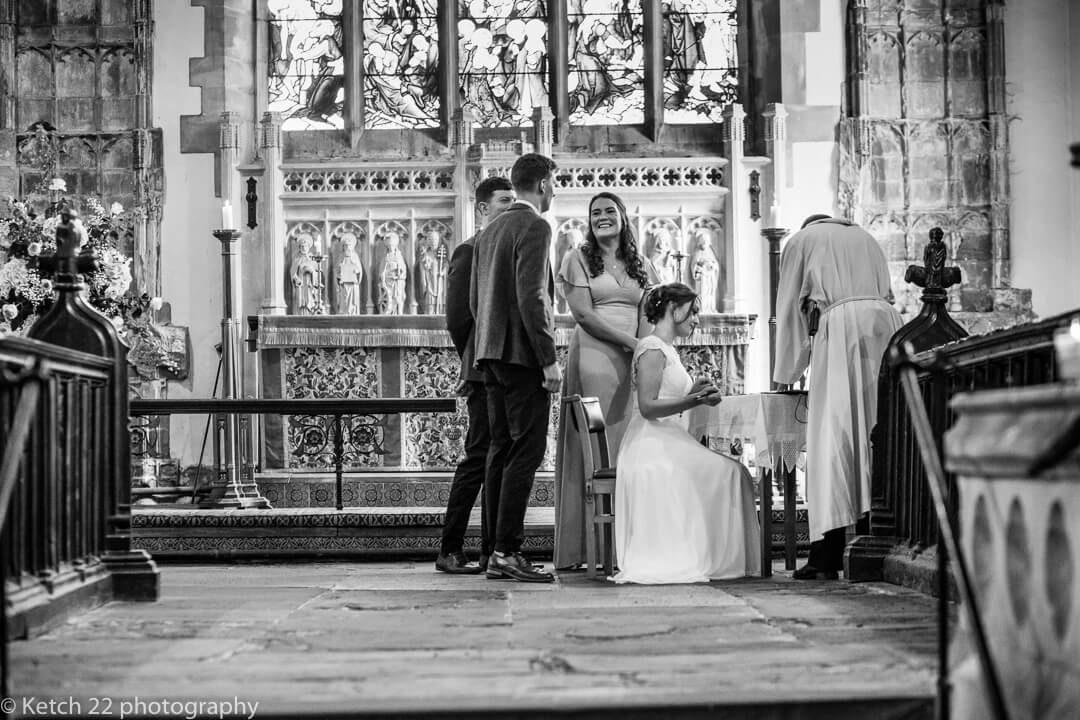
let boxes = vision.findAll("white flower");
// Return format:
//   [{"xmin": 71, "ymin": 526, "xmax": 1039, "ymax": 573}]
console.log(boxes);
[
  {"xmin": 48, "ymin": 178, "xmax": 67, "ymax": 192},
  {"xmin": 26, "ymin": 241, "xmax": 41, "ymax": 256},
  {"xmin": 110, "ymin": 202, "xmax": 124, "ymax": 216},
  {"xmin": 71, "ymin": 219, "xmax": 89, "ymax": 248},
  {"xmin": 149, "ymin": 296, "xmax": 163, "ymax": 311},
  {"xmin": 40, "ymin": 279, "xmax": 53, "ymax": 294},
  {"xmin": 41, "ymin": 215, "xmax": 60, "ymax": 239},
  {"xmin": 1, "ymin": 303, "xmax": 17, "ymax": 320},
  {"xmin": 110, "ymin": 315, "xmax": 125, "ymax": 333},
  {"xmin": 0, "ymin": 258, "xmax": 47, "ymax": 307}
]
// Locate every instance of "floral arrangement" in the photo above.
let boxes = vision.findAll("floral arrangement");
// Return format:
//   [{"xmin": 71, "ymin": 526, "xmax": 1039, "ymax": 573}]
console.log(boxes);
[{"xmin": 0, "ymin": 181, "xmax": 182, "ymax": 378}]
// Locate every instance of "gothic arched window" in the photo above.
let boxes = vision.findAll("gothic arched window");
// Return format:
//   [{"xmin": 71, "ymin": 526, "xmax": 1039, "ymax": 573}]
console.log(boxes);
[
  {"xmin": 267, "ymin": 0, "xmax": 345, "ymax": 130},
  {"xmin": 567, "ymin": 0, "xmax": 644, "ymax": 125},
  {"xmin": 362, "ymin": 0, "xmax": 440, "ymax": 129},
  {"xmin": 459, "ymin": 1, "xmax": 550, "ymax": 127},
  {"xmin": 264, "ymin": 0, "xmax": 741, "ymax": 137}
]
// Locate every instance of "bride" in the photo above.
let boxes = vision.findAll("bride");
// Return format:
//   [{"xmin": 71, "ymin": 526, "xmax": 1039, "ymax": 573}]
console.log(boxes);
[{"xmin": 613, "ymin": 283, "xmax": 761, "ymax": 584}]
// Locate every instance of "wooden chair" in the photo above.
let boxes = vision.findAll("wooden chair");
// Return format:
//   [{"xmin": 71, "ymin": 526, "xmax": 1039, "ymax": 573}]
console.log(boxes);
[{"xmin": 563, "ymin": 394, "xmax": 616, "ymax": 578}]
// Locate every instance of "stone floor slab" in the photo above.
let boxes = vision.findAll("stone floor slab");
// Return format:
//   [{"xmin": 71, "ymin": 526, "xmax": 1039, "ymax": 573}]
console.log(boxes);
[{"xmin": 6, "ymin": 560, "xmax": 939, "ymax": 719}]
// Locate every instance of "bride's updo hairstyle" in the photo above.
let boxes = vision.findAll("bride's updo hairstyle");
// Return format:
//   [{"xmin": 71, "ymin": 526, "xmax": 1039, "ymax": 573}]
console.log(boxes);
[{"xmin": 643, "ymin": 282, "xmax": 699, "ymax": 324}]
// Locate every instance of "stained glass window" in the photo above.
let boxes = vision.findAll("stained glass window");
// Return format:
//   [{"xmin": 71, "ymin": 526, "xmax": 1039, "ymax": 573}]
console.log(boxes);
[
  {"xmin": 662, "ymin": 0, "xmax": 739, "ymax": 124},
  {"xmin": 267, "ymin": 0, "xmax": 345, "ymax": 131},
  {"xmin": 458, "ymin": 1, "xmax": 549, "ymax": 127},
  {"xmin": 362, "ymin": 0, "xmax": 440, "ymax": 129},
  {"xmin": 567, "ymin": 0, "xmax": 644, "ymax": 126}
]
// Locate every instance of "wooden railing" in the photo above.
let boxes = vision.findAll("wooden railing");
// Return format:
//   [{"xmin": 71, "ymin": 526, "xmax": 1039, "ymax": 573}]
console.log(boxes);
[
  {"xmin": 1, "ymin": 211, "xmax": 159, "ymax": 660},
  {"xmin": 850, "ymin": 288, "xmax": 1079, "ymax": 582},
  {"xmin": 875, "ymin": 311, "xmax": 1072, "ymax": 544},
  {"xmin": 1, "ymin": 339, "xmax": 115, "ymax": 629}
]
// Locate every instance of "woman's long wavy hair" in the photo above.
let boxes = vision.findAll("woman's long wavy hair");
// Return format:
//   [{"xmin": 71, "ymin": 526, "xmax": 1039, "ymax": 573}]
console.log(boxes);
[{"xmin": 580, "ymin": 192, "xmax": 650, "ymax": 288}]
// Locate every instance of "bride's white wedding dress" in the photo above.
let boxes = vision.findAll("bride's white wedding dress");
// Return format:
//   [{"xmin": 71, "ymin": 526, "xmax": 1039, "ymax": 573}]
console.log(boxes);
[{"xmin": 613, "ymin": 335, "xmax": 761, "ymax": 584}]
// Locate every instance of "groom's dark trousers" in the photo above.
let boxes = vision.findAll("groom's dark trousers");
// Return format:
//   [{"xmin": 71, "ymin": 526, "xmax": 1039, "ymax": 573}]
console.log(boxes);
[{"xmin": 482, "ymin": 361, "xmax": 550, "ymax": 554}]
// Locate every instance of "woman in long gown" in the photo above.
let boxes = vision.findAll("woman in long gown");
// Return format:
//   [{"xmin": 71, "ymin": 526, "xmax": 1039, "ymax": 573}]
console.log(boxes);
[
  {"xmin": 554, "ymin": 191, "xmax": 658, "ymax": 570},
  {"xmin": 614, "ymin": 283, "xmax": 761, "ymax": 584}
]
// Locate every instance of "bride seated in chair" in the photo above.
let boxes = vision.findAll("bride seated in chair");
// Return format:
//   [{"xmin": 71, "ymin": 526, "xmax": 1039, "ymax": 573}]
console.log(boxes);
[{"xmin": 614, "ymin": 283, "xmax": 761, "ymax": 584}]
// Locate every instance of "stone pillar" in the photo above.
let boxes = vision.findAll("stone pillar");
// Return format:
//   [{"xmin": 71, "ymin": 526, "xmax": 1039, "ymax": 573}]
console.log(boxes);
[
  {"xmin": 642, "ymin": 0, "xmax": 664, "ymax": 142},
  {"xmin": 453, "ymin": 108, "xmax": 477, "ymax": 245},
  {"xmin": 761, "ymin": 102, "xmax": 789, "ymax": 381},
  {"xmin": 845, "ymin": 0, "xmax": 869, "ymax": 117},
  {"xmin": 219, "ymin": 111, "xmax": 240, "ymax": 206},
  {"xmin": 986, "ymin": 0, "xmax": 1010, "ymax": 291},
  {"xmin": 532, "ymin": 106, "xmax": 553, "ymax": 158},
  {"xmin": 344, "ymin": 0, "xmax": 364, "ymax": 147},
  {"xmin": 762, "ymin": 103, "xmax": 788, "ymax": 228},
  {"xmin": 132, "ymin": 128, "xmax": 158, "ymax": 296},
  {"xmin": 438, "ymin": 0, "xmax": 459, "ymax": 137},
  {"xmin": 0, "ymin": 0, "xmax": 13, "ymax": 200},
  {"xmin": 721, "ymin": 104, "xmax": 749, "ymax": 313},
  {"xmin": 547, "ymin": 0, "xmax": 569, "ymax": 143},
  {"xmin": 132, "ymin": 0, "xmax": 152, "ymax": 129},
  {"xmin": 259, "ymin": 111, "xmax": 287, "ymax": 315}
]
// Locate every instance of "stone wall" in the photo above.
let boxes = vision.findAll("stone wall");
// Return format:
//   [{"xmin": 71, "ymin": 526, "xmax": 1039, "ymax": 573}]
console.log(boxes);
[{"xmin": 839, "ymin": 0, "xmax": 1030, "ymax": 331}]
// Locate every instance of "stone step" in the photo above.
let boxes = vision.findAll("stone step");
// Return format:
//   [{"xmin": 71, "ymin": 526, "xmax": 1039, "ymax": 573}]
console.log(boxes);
[
  {"xmin": 131, "ymin": 506, "xmax": 810, "ymax": 561},
  {"xmin": 255, "ymin": 471, "xmax": 555, "ymax": 508}
]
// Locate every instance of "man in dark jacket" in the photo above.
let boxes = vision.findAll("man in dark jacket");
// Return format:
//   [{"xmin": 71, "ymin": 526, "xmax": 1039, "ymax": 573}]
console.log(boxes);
[
  {"xmin": 470, "ymin": 153, "xmax": 561, "ymax": 583},
  {"xmin": 435, "ymin": 176, "xmax": 515, "ymax": 574}
]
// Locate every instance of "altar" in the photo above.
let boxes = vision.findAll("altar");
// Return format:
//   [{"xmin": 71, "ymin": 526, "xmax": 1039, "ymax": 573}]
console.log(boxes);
[
  {"xmin": 251, "ymin": 313, "xmax": 756, "ymax": 475},
  {"xmin": 243, "ymin": 143, "xmax": 767, "ymax": 491}
]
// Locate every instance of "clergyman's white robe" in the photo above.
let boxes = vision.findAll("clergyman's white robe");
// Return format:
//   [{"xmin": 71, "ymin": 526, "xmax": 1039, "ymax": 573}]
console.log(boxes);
[{"xmin": 773, "ymin": 218, "xmax": 904, "ymax": 541}]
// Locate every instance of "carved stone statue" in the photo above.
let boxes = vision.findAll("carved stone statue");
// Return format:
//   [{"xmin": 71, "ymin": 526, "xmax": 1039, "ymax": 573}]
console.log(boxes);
[
  {"xmin": 556, "ymin": 227, "xmax": 585, "ymax": 314},
  {"xmin": 290, "ymin": 232, "xmax": 323, "ymax": 315},
  {"xmin": 379, "ymin": 230, "xmax": 408, "ymax": 315},
  {"xmin": 649, "ymin": 228, "xmax": 678, "ymax": 284},
  {"xmin": 417, "ymin": 230, "xmax": 446, "ymax": 314},
  {"xmin": 690, "ymin": 228, "xmax": 720, "ymax": 312},
  {"xmin": 335, "ymin": 232, "xmax": 363, "ymax": 315}
]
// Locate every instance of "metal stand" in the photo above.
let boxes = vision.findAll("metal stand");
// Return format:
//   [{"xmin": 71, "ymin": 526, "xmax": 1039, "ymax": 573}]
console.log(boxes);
[{"xmin": 202, "ymin": 229, "xmax": 270, "ymax": 509}]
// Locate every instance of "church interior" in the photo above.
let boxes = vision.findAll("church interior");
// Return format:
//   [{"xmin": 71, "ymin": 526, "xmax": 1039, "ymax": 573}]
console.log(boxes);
[{"xmin": 1, "ymin": 0, "xmax": 1079, "ymax": 718}]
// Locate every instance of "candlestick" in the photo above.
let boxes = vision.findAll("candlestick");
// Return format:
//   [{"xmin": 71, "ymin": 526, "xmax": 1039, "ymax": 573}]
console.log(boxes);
[{"xmin": 221, "ymin": 200, "xmax": 234, "ymax": 230}]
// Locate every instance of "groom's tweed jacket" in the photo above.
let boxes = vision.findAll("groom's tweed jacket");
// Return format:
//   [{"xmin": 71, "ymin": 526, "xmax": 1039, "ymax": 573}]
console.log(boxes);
[{"xmin": 469, "ymin": 202, "xmax": 557, "ymax": 371}]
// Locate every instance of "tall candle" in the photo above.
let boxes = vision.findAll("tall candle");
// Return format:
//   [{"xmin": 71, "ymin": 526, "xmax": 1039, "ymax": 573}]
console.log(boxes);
[{"xmin": 221, "ymin": 201, "xmax": 233, "ymax": 229}]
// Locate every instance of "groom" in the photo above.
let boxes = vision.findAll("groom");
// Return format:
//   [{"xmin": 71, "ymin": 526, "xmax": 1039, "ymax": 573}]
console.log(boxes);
[{"xmin": 470, "ymin": 153, "xmax": 561, "ymax": 583}]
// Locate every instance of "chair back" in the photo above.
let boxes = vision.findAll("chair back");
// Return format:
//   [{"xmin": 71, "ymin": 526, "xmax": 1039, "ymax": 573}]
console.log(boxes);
[{"xmin": 564, "ymin": 395, "xmax": 612, "ymax": 475}]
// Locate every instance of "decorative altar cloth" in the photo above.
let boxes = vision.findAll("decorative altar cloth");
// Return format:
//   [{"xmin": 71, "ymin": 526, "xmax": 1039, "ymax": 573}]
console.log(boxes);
[
  {"xmin": 687, "ymin": 390, "xmax": 808, "ymax": 576},
  {"xmin": 687, "ymin": 391, "xmax": 808, "ymax": 476}
]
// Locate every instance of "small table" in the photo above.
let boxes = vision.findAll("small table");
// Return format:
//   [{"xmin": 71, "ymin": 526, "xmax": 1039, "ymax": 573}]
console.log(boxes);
[{"xmin": 688, "ymin": 391, "xmax": 808, "ymax": 577}]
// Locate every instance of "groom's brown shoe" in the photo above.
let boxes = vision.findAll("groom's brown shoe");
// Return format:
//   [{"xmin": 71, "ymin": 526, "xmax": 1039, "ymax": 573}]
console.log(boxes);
[{"xmin": 485, "ymin": 552, "xmax": 554, "ymax": 583}]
